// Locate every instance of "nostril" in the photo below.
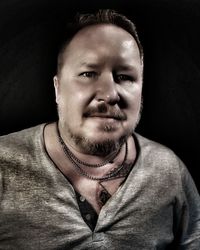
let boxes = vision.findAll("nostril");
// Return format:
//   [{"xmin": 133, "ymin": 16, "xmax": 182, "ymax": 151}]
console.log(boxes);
[
  {"xmin": 97, "ymin": 98, "xmax": 107, "ymax": 102},
  {"xmin": 97, "ymin": 95, "xmax": 120, "ymax": 105}
]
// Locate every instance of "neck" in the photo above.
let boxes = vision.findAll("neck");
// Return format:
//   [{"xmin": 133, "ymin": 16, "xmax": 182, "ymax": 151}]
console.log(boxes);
[{"xmin": 44, "ymin": 122, "xmax": 137, "ymax": 181}]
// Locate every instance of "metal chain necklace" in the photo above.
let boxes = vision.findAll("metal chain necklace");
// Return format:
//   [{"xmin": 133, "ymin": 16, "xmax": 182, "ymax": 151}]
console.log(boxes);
[
  {"xmin": 56, "ymin": 122, "xmax": 121, "ymax": 168},
  {"xmin": 56, "ymin": 123, "xmax": 128, "ymax": 181},
  {"xmin": 64, "ymin": 141, "xmax": 127, "ymax": 181}
]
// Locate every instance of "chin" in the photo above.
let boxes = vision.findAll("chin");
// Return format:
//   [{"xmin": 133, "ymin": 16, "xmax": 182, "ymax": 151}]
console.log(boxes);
[
  {"xmin": 61, "ymin": 120, "xmax": 133, "ymax": 155},
  {"xmin": 83, "ymin": 136, "xmax": 127, "ymax": 156},
  {"xmin": 68, "ymin": 129, "xmax": 128, "ymax": 156},
  {"xmin": 79, "ymin": 128, "xmax": 132, "ymax": 155}
]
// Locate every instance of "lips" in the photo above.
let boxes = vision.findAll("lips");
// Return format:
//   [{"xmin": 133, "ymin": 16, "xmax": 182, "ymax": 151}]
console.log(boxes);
[{"xmin": 88, "ymin": 113, "xmax": 124, "ymax": 120}]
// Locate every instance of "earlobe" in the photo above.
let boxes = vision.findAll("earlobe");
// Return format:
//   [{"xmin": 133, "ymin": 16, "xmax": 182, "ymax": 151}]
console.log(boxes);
[{"xmin": 53, "ymin": 76, "xmax": 60, "ymax": 104}]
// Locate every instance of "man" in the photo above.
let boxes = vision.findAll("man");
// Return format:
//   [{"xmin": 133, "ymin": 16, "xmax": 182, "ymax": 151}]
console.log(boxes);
[{"xmin": 0, "ymin": 9, "xmax": 199, "ymax": 249}]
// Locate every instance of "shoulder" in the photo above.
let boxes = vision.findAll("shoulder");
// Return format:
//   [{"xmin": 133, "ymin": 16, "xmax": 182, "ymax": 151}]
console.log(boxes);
[
  {"xmin": 133, "ymin": 133, "xmax": 200, "ymax": 201},
  {"xmin": 0, "ymin": 124, "xmax": 46, "ymax": 161},
  {"xmin": 134, "ymin": 133, "xmax": 179, "ymax": 164},
  {"xmin": 134, "ymin": 133, "xmax": 187, "ymax": 187}
]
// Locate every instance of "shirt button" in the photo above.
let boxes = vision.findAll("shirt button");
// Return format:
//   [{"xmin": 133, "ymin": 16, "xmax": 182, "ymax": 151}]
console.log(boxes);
[
  {"xmin": 80, "ymin": 196, "xmax": 85, "ymax": 202},
  {"xmin": 85, "ymin": 214, "xmax": 91, "ymax": 221}
]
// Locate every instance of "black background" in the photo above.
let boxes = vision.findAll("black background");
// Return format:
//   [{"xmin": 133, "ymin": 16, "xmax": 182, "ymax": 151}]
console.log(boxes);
[{"xmin": 0, "ymin": 0, "xmax": 200, "ymax": 191}]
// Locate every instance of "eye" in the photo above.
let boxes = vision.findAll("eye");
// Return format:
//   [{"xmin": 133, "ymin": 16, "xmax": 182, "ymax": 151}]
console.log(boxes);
[
  {"xmin": 115, "ymin": 74, "xmax": 134, "ymax": 83},
  {"xmin": 80, "ymin": 71, "xmax": 97, "ymax": 78}
]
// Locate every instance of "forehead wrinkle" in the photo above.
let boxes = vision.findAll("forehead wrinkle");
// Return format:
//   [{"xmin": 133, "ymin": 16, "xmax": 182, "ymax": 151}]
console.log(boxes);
[{"xmin": 76, "ymin": 52, "xmax": 141, "ymax": 72}]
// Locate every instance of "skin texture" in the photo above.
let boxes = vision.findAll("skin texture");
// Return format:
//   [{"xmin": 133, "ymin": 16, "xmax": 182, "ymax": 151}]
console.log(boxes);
[{"xmin": 54, "ymin": 24, "xmax": 143, "ymax": 156}]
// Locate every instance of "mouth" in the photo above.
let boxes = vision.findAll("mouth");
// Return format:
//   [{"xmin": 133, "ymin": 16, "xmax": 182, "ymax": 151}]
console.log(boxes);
[
  {"xmin": 86, "ymin": 114, "xmax": 124, "ymax": 121},
  {"xmin": 83, "ymin": 102, "xmax": 127, "ymax": 121}
]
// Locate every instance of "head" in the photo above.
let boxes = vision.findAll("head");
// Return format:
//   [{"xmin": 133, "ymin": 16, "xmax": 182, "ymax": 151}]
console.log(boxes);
[{"xmin": 54, "ymin": 9, "xmax": 144, "ymax": 156}]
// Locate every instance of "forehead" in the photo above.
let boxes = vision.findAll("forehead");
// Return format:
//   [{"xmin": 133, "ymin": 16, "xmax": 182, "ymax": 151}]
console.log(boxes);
[{"xmin": 62, "ymin": 24, "xmax": 141, "ymax": 68}]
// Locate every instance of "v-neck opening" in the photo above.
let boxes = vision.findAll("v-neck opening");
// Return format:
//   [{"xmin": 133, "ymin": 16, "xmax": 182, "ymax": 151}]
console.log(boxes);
[{"xmin": 40, "ymin": 123, "xmax": 141, "ymax": 233}]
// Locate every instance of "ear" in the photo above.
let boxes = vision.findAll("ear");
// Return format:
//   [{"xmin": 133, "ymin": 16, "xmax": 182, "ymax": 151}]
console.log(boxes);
[{"xmin": 53, "ymin": 75, "xmax": 60, "ymax": 104}]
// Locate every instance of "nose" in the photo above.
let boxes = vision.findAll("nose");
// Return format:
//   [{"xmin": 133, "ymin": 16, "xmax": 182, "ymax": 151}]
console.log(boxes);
[{"xmin": 96, "ymin": 73, "xmax": 120, "ymax": 104}]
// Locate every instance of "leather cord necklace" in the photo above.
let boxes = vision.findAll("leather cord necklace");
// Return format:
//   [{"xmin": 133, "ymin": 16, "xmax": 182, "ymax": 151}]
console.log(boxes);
[{"xmin": 56, "ymin": 123, "xmax": 128, "ymax": 181}]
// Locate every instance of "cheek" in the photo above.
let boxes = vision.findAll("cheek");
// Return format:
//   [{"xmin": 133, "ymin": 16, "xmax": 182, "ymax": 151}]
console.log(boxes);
[
  {"xmin": 57, "ymin": 88, "xmax": 90, "ymax": 120},
  {"xmin": 60, "ymin": 80, "xmax": 92, "ymax": 101},
  {"xmin": 123, "ymin": 85, "xmax": 142, "ymax": 109}
]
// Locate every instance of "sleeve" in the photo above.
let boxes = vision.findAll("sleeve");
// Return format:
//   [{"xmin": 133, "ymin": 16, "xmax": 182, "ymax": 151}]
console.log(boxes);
[{"xmin": 177, "ymin": 160, "xmax": 200, "ymax": 249}]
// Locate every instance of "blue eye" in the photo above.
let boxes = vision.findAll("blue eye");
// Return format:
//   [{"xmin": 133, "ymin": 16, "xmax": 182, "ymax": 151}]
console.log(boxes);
[
  {"xmin": 115, "ymin": 74, "xmax": 134, "ymax": 83},
  {"xmin": 80, "ymin": 72, "xmax": 97, "ymax": 78}
]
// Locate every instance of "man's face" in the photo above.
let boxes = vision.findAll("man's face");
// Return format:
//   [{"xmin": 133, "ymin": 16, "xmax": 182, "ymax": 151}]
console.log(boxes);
[{"xmin": 54, "ymin": 24, "xmax": 143, "ymax": 155}]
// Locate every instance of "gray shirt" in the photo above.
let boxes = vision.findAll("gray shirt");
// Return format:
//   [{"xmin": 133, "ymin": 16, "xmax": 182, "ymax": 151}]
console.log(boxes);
[{"xmin": 0, "ymin": 124, "xmax": 200, "ymax": 249}]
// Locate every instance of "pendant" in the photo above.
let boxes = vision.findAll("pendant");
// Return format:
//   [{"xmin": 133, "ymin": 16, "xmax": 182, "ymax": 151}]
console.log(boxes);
[{"xmin": 99, "ymin": 189, "xmax": 111, "ymax": 206}]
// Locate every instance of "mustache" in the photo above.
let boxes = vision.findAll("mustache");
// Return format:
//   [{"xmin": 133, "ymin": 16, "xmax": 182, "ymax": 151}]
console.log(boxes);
[{"xmin": 83, "ymin": 102, "xmax": 127, "ymax": 121}]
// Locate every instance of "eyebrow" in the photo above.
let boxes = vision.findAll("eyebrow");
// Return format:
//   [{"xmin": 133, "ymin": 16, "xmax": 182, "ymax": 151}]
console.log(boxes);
[
  {"xmin": 79, "ymin": 62, "xmax": 100, "ymax": 68},
  {"xmin": 116, "ymin": 64, "xmax": 137, "ymax": 71},
  {"xmin": 79, "ymin": 62, "xmax": 138, "ymax": 71}
]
